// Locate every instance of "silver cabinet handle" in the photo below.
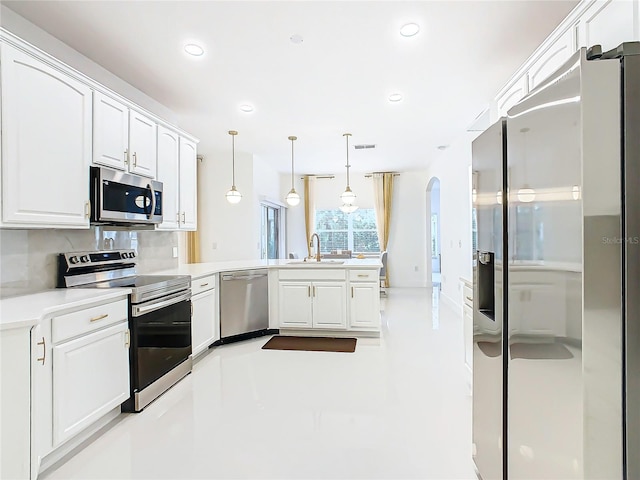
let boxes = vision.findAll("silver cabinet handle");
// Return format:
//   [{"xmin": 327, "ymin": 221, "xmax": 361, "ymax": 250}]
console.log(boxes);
[
  {"xmin": 357, "ymin": 274, "xmax": 368, "ymax": 278},
  {"xmin": 132, "ymin": 290, "xmax": 191, "ymax": 317},
  {"xmin": 132, "ymin": 152, "xmax": 137, "ymax": 167},
  {"xmin": 313, "ymin": 286, "xmax": 316, "ymax": 297},
  {"xmin": 84, "ymin": 201, "xmax": 91, "ymax": 219},
  {"xmin": 36, "ymin": 337, "xmax": 46, "ymax": 365},
  {"xmin": 182, "ymin": 212, "xmax": 186, "ymax": 223},
  {"xmin": 124, "ymin": 149, "xmax": 129, "ymax": 164},
  {"xmin": 466, "ymin": 296, "xmax": 473, "ymax": 302},
  {"xmin": 90, "ymin": 313, "xmax": 109, "ymax": 322},
  {"xmin": 308, "ymin": 285, "xmax": 311, "ymax": 297},
  {"xmin": 351, "ymin": 287, "xmax": 354, "ymax": 298},
  {"xmin": 125, "ymin": 329, "xmax": 130, "ymax": 348},
  {"xmin": 200, "ymin": 283, "xmax": 209, "ymax": 287},
  {"xmin": 177, "ymin": 212, "xmax": 181, "ymax": 224}
]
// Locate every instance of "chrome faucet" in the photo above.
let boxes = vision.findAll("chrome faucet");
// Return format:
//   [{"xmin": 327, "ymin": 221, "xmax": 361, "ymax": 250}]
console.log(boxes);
[{"xmin": 310, "ymin": 233, "xmax": 321, "ymax": 262}]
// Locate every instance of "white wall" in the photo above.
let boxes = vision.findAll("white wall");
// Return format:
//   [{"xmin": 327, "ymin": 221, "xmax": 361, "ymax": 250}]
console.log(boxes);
[
  {"xmin": 425, "ymin": 131, "xmax": 478, "ymax": 308},
  {"xmin": 0, "ymin": 6, "xmax": 176, "ymax": 123},
  {"xmin": 197, "ymin": 148, "xmax": 257, "ymax": 262}
]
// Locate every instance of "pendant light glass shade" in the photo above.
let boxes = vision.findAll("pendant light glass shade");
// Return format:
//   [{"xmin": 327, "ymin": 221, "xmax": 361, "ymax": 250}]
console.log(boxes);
[
  {"xmin": 340, "ymin": 132, "xmax": 358, "ymax": 212},
  {"xmin": 286, "ymin": 136, "xmax": 301, "ymax": 206},
  {"xmin": 226, "ymin": 130, "xmax": 241, "ymax": 204},
  {"xmin": 517, "ymin": 187, "xmax": 536, "ymax": 203}
]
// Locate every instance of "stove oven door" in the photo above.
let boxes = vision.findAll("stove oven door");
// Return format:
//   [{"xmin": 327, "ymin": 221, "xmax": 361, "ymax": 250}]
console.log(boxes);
[{"xmin": 123, "ymin": 291, "xmax": 191, "ymax": 412}]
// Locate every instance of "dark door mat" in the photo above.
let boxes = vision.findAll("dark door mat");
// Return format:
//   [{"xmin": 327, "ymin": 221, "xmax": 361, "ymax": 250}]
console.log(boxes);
[
  {"xmin": 262, "ymin": 335, "xmax": 357, "ymax": 353},
  {"xmin": 510, "ymin": 342, "xmax": 574, "ymax": 360}
]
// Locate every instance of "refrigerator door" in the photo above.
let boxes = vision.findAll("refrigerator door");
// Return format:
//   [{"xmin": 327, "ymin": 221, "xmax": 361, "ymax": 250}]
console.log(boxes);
[
  {"xmin": 471, "ymin": 119, "xmax": 506, "ymax": 480},
  {"xmin": 507, "ymin": 48, "xmax": 623, "ymax": 479},
  {"xmin": 622, "ymin": 52, "xmax": 640, "ymax": 480}
]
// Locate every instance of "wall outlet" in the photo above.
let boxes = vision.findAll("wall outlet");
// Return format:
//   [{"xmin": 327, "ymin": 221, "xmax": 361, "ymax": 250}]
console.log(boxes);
[
  {"xmin": 212, "ymin": 242, "xmax": 217, "ymax": 250},
  {"xmin": 172, "ymin": 247, "xmax": 178, "ymax": 258}
]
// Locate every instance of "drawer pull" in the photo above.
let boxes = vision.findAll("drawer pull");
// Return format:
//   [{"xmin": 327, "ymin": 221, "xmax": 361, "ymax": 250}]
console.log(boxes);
[
  {"xmin": 357, "ymin": 274, "xmax": 368, "ymax": 278},
  {"xmin": 125, "ymin": 329, "xmax": 130, "ymax": 348},
  {"xmin": 466, "ymin": 296, "xmax": 473, "ymax": 302},
  {"xmin": 200, "ymin": 283, "xmax": 209, "ymax": 287},
  {"xmin": 351, "ymin": 287, "xmax": 354, "ymax": 298},
  {"xmin": 90, "ymin": 313, "xmax": 109, "ymax": 322},
  {"xmin": 36, "ymin": 337, "xmax": 46, "ymax": 365},
  {"xmin": 308, "ymin": 286, "xmax": 311, "ymax": 297},
  {"xmin": 132, "ymin": 152, "xmax": 138, "ymax": 167},
  {"xmin": 313, "ymin": 286, "xmax": 316, "ymax": 297}
]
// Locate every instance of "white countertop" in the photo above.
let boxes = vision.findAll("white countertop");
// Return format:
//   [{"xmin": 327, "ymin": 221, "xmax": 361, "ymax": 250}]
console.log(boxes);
[
  {"xmin": 154, "ymin": 258, "xmax": 382, "ymax": 278},
  {"xmin": 0, "ymin": 288, "xmax": 131, "ymax": 331}
]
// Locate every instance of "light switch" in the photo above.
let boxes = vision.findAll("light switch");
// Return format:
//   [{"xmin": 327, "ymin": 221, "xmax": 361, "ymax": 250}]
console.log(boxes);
[{"xmin": 172, "ymin": 247, "xmax": 178, "ymax": 258}]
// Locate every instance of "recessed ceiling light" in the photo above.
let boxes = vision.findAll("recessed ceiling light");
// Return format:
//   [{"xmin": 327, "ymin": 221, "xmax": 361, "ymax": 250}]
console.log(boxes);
[
  {"xmin": 388, "ymin": 93, "xmax": 403, "ymax": 103},
  {"xmin": 437, "ymin": 145, "xmax": 449, "ymax": 151},
  {"xmin": 239, "ymin": 104, "xmax": 254, "ymax": 113},
  {"xmin": 400, "ymin": 23, "xmax": 420, "ymax": 37},
  {"xmin": 184, "ymin": 43, "xmax": 204, "ymax": 57},
  {"xmin": 290, "ymin": 34, "xmax": 304, "ymax": 44}
]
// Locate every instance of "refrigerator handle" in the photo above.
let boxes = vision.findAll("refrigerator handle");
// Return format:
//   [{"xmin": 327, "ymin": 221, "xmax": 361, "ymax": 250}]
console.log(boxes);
[{"xmin": 477, "ymin": 251, "xmax": 496, "ymax": 321}]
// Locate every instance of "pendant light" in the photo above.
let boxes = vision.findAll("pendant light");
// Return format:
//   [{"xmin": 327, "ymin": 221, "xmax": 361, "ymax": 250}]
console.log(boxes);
[
  {"xmin": 340, "ymin": 132, "xmax": 358, "ymax": 213},
  {"xmin": 285, "ymin": 136, "xmax": 301, "ymax": 206},
  {"xmin": 225, "ymin": 130, "xmax": 242, "ymax": 204}
]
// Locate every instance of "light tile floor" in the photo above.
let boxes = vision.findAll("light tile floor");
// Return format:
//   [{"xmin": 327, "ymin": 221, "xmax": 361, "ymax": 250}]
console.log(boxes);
[{"xmin": 42, "ymin": 288, "xmax": 476, "ymax": 479}]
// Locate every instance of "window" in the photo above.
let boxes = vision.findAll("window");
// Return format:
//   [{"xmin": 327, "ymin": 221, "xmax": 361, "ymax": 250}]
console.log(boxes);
[{"xmin": 315, "ymin": 209, "xmax": 380, "ymax": 253}]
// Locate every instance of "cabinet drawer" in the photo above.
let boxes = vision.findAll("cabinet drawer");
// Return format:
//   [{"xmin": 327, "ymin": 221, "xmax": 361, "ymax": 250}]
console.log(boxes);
[
  {"xmin": 278, "ymin": 269, "xmax": 346, "ymax": 281},
  {"xmin": 463, "ymin": 284, "xmax": 473, "ymax": 308},
  {"xmin": 52, "ymin": 299, "xmax": 128, "ymax": 344},
  {"xmin": 192, "ymin": 274, "xmax": 215, "ymax": 296},
  {"xmin": 348, "ymin": 270, "xmax": 378, "ymax": 282}
]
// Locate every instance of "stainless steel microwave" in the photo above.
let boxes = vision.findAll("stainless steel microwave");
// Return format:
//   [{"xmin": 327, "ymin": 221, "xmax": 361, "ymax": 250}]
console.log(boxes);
[{"xmin": 90, "ymin": 167, "xmax": 163, "ymax": 226}]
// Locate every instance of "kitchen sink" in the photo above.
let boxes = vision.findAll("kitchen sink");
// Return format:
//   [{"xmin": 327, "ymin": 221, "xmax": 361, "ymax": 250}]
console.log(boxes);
[{"xmin": 287, "ymin": 259, "xmax": 345, "ymax": 265}]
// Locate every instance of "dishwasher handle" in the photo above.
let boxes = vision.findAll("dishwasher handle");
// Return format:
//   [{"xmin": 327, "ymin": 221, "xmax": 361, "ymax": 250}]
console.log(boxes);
[{"xmin": 222, "ymin": 271, "xmax": 268, "ymax": 281}]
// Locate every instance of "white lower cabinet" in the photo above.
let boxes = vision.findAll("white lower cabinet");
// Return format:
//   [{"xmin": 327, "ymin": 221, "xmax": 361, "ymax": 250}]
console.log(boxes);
[
  {"xmin": 191, "ymin": 277, "xmax": 218, "ymax": 356},
  {"xmin": 349, "ymin": 282, "xmax": 380, "ymax": 330},
  {"xmin": 31, "ymin": 298, "xmax": 130, "ymax": 478},
  {"xmin": 279, "ymin": 281, "xmax": 346, "ymax": 329},
  {"xmin": 52, "ymin": 322, "xmax": 129, "ymax": 446}
]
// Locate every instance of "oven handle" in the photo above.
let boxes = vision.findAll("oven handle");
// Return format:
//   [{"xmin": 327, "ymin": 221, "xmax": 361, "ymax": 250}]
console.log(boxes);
[{"xmin": 131, "ymin": 290, "xmax": 191, "ymax": 317}]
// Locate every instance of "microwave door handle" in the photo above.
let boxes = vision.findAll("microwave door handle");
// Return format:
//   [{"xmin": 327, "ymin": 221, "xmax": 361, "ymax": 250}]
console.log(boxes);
[{"xmin": 147, "ymin": 183, "xmax": 156, "ymax": 219}]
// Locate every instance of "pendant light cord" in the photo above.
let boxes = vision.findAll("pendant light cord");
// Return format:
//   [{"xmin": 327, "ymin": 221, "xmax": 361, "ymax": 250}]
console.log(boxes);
[
  {"xmin": 291, "ymin": 138, "xmax": 295, "ymax": 189},
  {"xmin": 344, "ymin": 133, "xmax": 351, "ymax": 187},
  {"xmin": 232, "ymin": 134, "xmax": 236, "ymax": 187}
]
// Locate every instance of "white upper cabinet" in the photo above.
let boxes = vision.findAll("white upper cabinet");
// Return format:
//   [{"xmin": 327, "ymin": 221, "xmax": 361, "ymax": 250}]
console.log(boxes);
[
  {"xmin": 179, "ymin": 137, "xmax": 197, "ymax": 231},
  {"xmin": 129, "ymin": 110, "xmax": 157, "ymax": 178},
  {"xmin": 157, "ymin": 130, "xmax": 198, "ymax": 231},
  {"xmin": 1, "ymin": 44, "xmax": 91, "ymax": 228},
  {"xmin": 528, "ymin": 26, "xmax": 576, "ymax": 91},
  {"xmin": 496, "ymin": 76, "xmax": 528, "ymax": 118},
  {"xmin": 579, "ymin": 0, "xmax": 639, "ymax": 52},
  {"xmin": 156, "ymin": 126, "xmax": 180, "ymax": 230},
  {"xmin": 92, "ymin": 91, "xmax": 129, "ymax": 170}
]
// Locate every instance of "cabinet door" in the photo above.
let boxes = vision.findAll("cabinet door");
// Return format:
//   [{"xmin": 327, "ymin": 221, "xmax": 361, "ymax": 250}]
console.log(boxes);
[
  {"xmin": 92, "ymin": 91, "xmax": 129, "ymax": 170},
  {"xmin": 1, "ymin": 45, "xmax": 91, "ymax": 227},
  {"xmin": 528, "ymin": 27, "xmax": 575, "ymax": 91},
  {"xmin": 128, "ymin": 110, "xmax": 157, "ymax": 178},
  {"xmin": 31, "ymin": 320, "xmax": 53, "ymax": 472},
  {"xmin": 579, "ymin": 0, "xmax": 638, "ymax": 52},
  {"xmin": 156, "ymin": 126, "xmax": 180, "ymax": 230},
  {"xmin": 279, "ymin": 282, "xmax": 313, "ymax": 328},
  {"xmin": 179, "ymin": 137, "xmax": 198, "ymax": 231},
  {"xmin": 52, "ymin": 322, "xmax": 130, "ymax": 446},
  {"xmin": 191, "ymin": 289, "xmax": 216, "ymax": 357},
  {"xmin": 312, "ymin": 282, "xmax": 347, "ymax": 329},
  {"xmin": 349, "ymin": 282, "xmax": 380, "ymax": 330},
  {"xmin": 495, "ymin": 76, "xmax": 528, "ymax": 118}
]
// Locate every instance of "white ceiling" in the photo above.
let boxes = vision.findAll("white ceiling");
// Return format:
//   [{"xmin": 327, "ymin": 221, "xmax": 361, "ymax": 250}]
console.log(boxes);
[{"xmin": 4, "ymin": 0, "xmax": 578, "ymax": 174}]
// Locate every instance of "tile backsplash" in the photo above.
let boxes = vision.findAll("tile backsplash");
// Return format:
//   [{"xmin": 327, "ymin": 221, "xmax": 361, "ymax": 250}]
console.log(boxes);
[{"xmin": 0, "ymin": 227, "xmax": 179, "ymax": 294}]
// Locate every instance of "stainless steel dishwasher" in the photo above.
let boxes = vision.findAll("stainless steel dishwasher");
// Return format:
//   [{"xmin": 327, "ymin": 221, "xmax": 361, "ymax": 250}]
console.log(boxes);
[{"xmin": 219, "ymin": 269, "xmax": 269, "ymax": 341}]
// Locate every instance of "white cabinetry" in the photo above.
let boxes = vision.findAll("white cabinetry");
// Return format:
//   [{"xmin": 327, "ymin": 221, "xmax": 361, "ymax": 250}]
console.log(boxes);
[
  {"xmin": 0, "ymin": 44, "xmax": 91, "ymax": 228},
  {"xmin": 579, "ymin": 0, "xmax": 639, "ymax": 52},
  {"xmin": 92, "ymin": 91, "xmax": 129, "ymax": 170},
  {"xmin": 528, "ymin": 26, "xmax": 576, "ymax": 91},
  {"xmin": 128, "ymin": 110, "xmax": 157, "ymax": 178},
  {"xmin": 157, "ymin": 129, "xmax": 198, "ymax": 231},
  {"xmin": 191, "ymin": 274, "xmax": 218, "ymax": 356},
  {"xmin": 348, "ymin": 270, "xmax": 380, "ymax": 330},
  {"xmin": 279, "ymin": 276, "xmax": 347, "ymax": 330},
  {"xmin": 52, "ymin": 322, "xmax": 129, "ymax": 446},
  {"xmin": 31, "ymin": 298, "xmax": 129, "ymax": 477},
  {"xmin": 495, "ymin": 76, "xmax": 528, "ymax": 118}
]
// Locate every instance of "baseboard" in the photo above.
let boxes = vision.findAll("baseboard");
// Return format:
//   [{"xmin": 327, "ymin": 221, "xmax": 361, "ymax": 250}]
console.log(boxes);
[
  {"xmin": 278, "ymin": 328, "xmax": 381, "ymax": 339},
  {"xmin": 439, "ymin": 290, "xmax": 462, "ymax": 315}
]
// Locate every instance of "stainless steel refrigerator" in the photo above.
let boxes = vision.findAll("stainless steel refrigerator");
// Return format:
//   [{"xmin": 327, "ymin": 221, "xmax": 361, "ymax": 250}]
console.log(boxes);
[{"xmin": 472, "ymin": 43, "xmax": 639, "ymax": 480}]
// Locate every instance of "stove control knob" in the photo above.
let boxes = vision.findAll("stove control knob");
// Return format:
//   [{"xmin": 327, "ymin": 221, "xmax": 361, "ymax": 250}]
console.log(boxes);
[
  {"xmin": 69, "ymin": 256, "xmax": 80, "ymax": 265},
  {"xmin": 129, "ymin": 252, "xmax": 136, "ymax": 258},
  {"xmin": 80, "ymin": 255, "xmax": 90, "ymax": 263}
]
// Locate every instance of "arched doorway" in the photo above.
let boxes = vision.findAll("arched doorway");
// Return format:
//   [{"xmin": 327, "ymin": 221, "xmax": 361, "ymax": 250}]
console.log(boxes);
[{"xmin": 426, "ymin": 177, "xmax": 441, "ymax": 289}]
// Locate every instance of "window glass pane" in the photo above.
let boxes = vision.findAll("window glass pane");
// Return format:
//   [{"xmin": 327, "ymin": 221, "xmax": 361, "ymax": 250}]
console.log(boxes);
[
  {"xmin": 315, "ymin": 208, "xmax": 380, "ymax": 253},
  {"xmin": 354, "ymin": 231, "xmax": 380, "ymax": 252}
]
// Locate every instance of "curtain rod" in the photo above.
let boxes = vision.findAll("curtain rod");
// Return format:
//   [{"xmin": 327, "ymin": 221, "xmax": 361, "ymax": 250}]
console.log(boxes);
[{"xmin": 364, "ymin": 172, "xmax": 401, "ymax": 178}]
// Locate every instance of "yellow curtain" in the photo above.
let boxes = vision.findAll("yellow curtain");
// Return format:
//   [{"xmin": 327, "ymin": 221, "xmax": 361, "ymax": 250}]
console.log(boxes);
[
  {"xmin": 304, "ymin": 176, "xmax": 316, "ymax": 258},
  {"xmin": 185, "ymin": 231, "xmax": 200, "ymax": 264},
  {"xmin": 373, "ymin": 173, "xmax": 395, "ymax": 286}
]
